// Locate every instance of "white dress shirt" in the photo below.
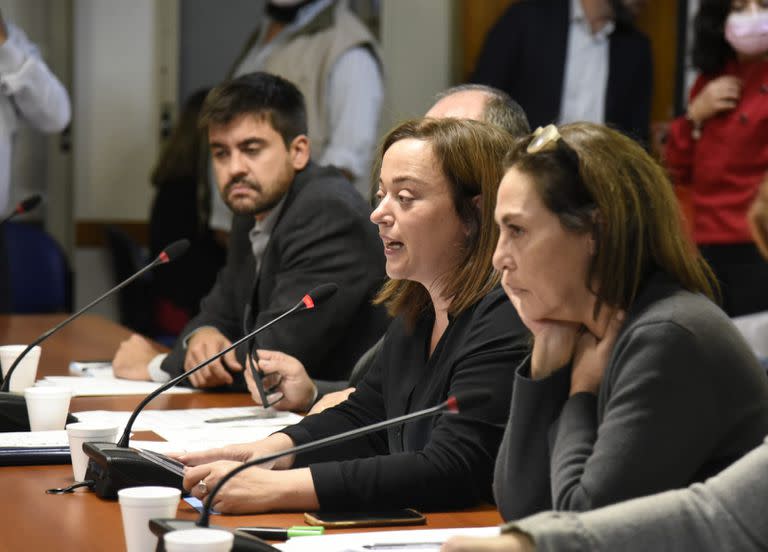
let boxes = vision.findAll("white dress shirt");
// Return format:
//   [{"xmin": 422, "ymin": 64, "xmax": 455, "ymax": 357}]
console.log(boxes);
[
  {"xmin": 558, "ymin": 0, "xmax": 614, "ymax": 126},
  {"xmin": 0, "ymin": 23, "xmax": 70, "ymax": 212}
]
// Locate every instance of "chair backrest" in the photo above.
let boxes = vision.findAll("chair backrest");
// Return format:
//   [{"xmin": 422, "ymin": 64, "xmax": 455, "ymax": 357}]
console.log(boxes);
[
  {"xmin": 5, "ymin": 222, "xmax": 72, "ymax": 313},
  {"xmin": 102, "ymin": 225, "xmax": 154, "ymax": 334}
]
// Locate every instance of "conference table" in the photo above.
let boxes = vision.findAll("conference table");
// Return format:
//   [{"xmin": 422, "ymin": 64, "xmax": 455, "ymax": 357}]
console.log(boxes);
[{"xmin": 0, "ymin": 314, "xmax": 501, "ymax": 551}]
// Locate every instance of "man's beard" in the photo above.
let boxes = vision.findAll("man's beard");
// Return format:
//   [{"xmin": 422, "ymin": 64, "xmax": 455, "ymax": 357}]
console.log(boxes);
[{"xmin": 222, "ymin": 177, "xmax": 287, "ymax": 217}]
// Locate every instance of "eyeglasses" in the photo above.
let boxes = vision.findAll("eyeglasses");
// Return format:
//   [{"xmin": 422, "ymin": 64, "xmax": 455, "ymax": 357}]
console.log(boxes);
[
  {"xmin": 526, "ymin": 124, "xmax": 583, "ymax": 172},
  {"xmin": 524, "ymin": 124, "xmax": 594, "ymax": 209},
  {"xmin": 243, "ymin": 305, "xmax": 283, "ymax": 409}
]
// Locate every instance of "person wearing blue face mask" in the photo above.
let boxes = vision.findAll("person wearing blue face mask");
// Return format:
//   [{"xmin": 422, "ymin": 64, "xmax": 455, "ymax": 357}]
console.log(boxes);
[{"xmin": 666, "ymin": 0, "xmax": 768, "ymax": 318}]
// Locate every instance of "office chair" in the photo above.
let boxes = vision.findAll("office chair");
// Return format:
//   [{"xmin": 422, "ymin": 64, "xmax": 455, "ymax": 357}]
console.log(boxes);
[
  {"xmin": 5, "ymin": 222, "xmax": 72, "ymax": 313},
  {"xmin": 102, "ymin": 225, "xmax": 155, "ymax": 335}
]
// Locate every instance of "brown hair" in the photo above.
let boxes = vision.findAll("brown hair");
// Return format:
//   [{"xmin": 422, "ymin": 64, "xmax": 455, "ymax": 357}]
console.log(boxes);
[
  {"xmin": 151, "ymin": 88, "xmax": 209, "ymax": 189},
  {"xmin": 374, "ymin": 118, "xmax": 516, "ymax": 325},
  {"xmin": 505, "ymin": 122, "xmax": 717, "ymax": 317},
  {"xmin": 198, "ymin": 72, "xmax": 307, "ymax": 146}
]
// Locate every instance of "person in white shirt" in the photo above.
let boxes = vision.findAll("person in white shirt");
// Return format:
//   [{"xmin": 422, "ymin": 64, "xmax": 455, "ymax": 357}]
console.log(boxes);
[{"xmin": 0, "ymin": 13, "xmax": 71, "ymax": 311}]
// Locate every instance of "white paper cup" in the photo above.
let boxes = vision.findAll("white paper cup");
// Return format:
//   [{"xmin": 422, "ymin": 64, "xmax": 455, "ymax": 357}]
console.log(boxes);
[
  {"xmin": 0, "ymin": 345, "xmax": 41, "ymax": 392},
  {"xmin": 24, "ymin": 386, "xmax": 72, "ymax": 431},
  {"xmin": 118, "ymin": 486, "xmax": 181, "ymax": 552},
  {"xmin": 164, "ymin": 529, "xmax": 234, "ymax": 552},
  {"xmin": 66, "ymin": 422, "xmax": 119, "ymax": 482}
]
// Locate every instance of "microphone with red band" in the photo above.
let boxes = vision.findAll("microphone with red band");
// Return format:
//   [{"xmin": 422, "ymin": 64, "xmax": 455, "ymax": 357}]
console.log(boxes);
[
  {"xmin": 197, "ymin": 390, "xmax": 487, "ymax": 526},
  {"xmin": 82, "ymin": 283, "xmax": 338, "ymax": 498},
  {"xmin": 0, "ymin": 194, "xmax": 43, "ymax": 225},
  {"xmin": 146, "ymin": 391, "xmax": 490, "ymax": 551},
  {"xmin": 0, "ymin": 239, "xmax": 190, "ymax": 395},
  {"xmin": 115, "ymin": 282, "xmax": 337, "ymax": 448},
  {"xmin": 0, "ymin": 240, "xmax": 191, "ymax": 431}
]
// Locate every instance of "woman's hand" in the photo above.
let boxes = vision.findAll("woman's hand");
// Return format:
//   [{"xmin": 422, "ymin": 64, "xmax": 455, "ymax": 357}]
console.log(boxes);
[
  {"xmin": 244, "ymin": 349, "xmax": 317, "ymax": 412},
  {"xmin": 528, "ymin": 319, "xmax": 582, "ymax": 380},
  {"xmin": 172, "ymin": 433, "xmax": 296, "ymax": 471},
  {"xmin": 183, "ymin": 462, "xmax": 319, "ymax": 514},
  {"xmin": 170, "ymin": 442, "xmax": 255, "ymax": 467},
  {"xmin": 687, "ymin": 76, "xmax": 741, "ymax": 125},
  {"xmin": 570, "ymin": 310, "xmax": 625, "ymax": 396},
  {"xmin": 442, "ymin": 534, "xmax": 535, "ymax": 552}
]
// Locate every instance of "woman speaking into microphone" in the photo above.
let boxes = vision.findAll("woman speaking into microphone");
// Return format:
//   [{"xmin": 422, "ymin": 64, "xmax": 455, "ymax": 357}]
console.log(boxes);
[{"xmin": 174, "ymin": 118, "xmax": 530, "ymax": 514}]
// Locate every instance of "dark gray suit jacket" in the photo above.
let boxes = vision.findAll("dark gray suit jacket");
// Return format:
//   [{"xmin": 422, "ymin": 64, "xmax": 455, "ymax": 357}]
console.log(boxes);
[
  {"xmin": 493, "ymin": 272, "xmax": 768, "ymax": 520},
  {"xmin": 160, "ymin": 162, "xmax": 388, "ymax": 383}
]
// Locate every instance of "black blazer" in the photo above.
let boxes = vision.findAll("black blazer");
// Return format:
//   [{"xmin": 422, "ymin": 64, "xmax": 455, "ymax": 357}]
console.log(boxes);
[
  {"xmin": 471, "ymin": 0, "xmax": 652, "ymax": 145},
  {"xmin": 161, "ymin": 162, "xmax": 389, "ymax": 383},
  {"xmin": 281, "ymin": 287, "xmax": 530, "ymax": 511}
]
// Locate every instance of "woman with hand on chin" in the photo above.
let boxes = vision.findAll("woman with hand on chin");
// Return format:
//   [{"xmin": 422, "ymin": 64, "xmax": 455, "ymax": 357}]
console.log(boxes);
[
  {"xmin": 488, "ymin": 123, "xmax": 768, "ymax": 523},
  {"xmin": 174, "ymin": 118, "xmax": 529, "ymax": 514}
]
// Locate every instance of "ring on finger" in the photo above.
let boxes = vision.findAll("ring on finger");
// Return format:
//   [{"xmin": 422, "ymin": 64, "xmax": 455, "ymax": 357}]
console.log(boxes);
[{"xmin": 197, "ymin": 479, "xmax": 208, "ymax": 496}]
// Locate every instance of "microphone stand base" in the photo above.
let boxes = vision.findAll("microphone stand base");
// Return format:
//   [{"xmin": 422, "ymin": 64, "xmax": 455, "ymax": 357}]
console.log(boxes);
[
  {"xmin": 149, "ymin": 519, "xmax": 280, "ymax": 551},
  {"xmin": 83, "ymin": 441, "xmax": 184, "ymax": 499}
]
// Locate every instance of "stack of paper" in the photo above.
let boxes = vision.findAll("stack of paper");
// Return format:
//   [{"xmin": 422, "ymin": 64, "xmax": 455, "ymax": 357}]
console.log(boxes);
[
  {"xmin": 73, "ymin": 407, "xmax": 302, "ymax": 451},
  {"xmin": 36, "ymin": 376, "xmax": 199, "ymax": 396}
]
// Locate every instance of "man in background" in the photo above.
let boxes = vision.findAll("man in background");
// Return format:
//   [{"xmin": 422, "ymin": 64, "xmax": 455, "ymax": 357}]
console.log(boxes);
[
  {"xmin": 208, "ymin": 0, "xmax": 383, "ymax": 235},
  {"xmin": 0, "ymin": 11, "xmax": 70, "ymax": 311},
  {"xmin": 112, "ymin": 72, "xmax": 387, "ymax": 390},
  {"xmin": 471, "ymin": 0, "xmax": 652, "ymax": 145}
]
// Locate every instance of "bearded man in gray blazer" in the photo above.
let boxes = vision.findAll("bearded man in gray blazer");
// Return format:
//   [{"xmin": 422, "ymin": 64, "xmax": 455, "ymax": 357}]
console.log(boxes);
[{"xmin": 112, "ymin": 72, "xmax": 387, "ymax": 391}]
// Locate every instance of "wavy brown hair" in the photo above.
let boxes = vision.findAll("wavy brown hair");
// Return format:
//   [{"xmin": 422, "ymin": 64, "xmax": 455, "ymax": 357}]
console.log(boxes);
[
  {"xmin": 374, "ymin": 118, "xmax": 516, "ymax": 326},
  {"xmin": 504, "ymin": 122, "xmax": 717, "ymax": 318}
]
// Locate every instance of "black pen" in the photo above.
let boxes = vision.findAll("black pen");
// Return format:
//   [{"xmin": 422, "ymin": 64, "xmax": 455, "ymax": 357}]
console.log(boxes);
[{"xmin": 235, "ymin": 526, "xmax": 324, "ymax": 541}]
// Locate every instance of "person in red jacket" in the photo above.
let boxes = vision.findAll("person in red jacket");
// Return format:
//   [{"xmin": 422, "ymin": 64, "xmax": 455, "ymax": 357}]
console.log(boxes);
[{"xmin": 665, "ymin": 0, "xmax": 768, "ymax": 316}]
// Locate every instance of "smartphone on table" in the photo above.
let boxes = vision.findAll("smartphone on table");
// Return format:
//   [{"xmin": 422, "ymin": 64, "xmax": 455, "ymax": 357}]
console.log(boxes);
[{"xmin": 304, "ymin": 508, "xmax": 425, "ymax": 528}]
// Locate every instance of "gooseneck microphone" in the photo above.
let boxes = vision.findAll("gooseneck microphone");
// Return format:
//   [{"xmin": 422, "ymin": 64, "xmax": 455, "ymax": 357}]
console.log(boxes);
[
  {"xmin": 82, "ymin": 283, "xmax": 338, "ymax": 498},
  {"xmin": 116, "ymin": 283, "xmax": 337, "ymax": 448},
  {"xmin": 147, "ymin": 392, "xmax": 489, "ymax": 552},
  {"xmin": 198, "ymin": 391, "xmax": 486, "ymax": 527},
  {"xmin": 0, "ymin": 194, "xmax": 43, "ymax": 225},
  {"xmin": 0, "ymin": 240, "xmax": 190, "ymax": 433},
  {"xmin": 0, "ymin": 239, "xmax": 191, "ymax": 394}
]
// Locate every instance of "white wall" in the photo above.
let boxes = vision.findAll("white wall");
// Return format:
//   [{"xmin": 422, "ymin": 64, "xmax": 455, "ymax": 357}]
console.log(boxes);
[
  {"xmin": 72, "ymin": 0, "xmax": 177, "ymax": 317},
  {"xmin": 73, "ymin": 0, "xmax": 161, "ymax": 220}
]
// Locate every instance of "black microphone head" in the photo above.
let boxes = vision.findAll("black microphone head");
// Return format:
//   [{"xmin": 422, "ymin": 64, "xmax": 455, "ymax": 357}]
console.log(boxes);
[
  {"xmin": 300, "ymin": 283, "xmax": 339, "ymax": 310},
  {"xmin": 19, "ymin": 194, "xmax": 42, "ymax": 213},
  {"xmin": 157, "ymin": 239, "xmax": 190, "ymax": 263},
  {"xmin": 445, "ymin": 390, "xmax": 492, "ymax": 413}
]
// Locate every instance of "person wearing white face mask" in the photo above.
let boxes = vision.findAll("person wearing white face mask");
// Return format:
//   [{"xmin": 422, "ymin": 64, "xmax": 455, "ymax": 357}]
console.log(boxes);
[{"xmin": 666, "ymin": 0, "xmax": 768, "ymax": 318}]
